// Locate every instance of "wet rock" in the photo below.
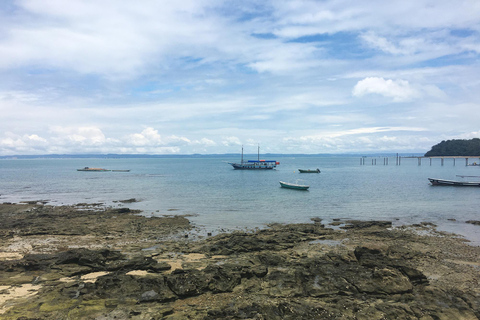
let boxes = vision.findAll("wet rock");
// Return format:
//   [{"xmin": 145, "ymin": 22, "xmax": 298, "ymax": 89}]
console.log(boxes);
[
  {"xmin": 55, "ymin": 248, "xmax": 123, "ymax": 269},
  {"xmin": 109, "ymin": 207, "xmax": 131, "ymax": 213},
  {"xmin": 256, "ymin": 251, "xmax": 287, "ymax": 266},
  {"xmin": 341, "ymin": 220, "xmax": 392, "ymax": 229},
  {"xmin": 105, "ymin": 255, "xmax": 171, "ymax": 273},
  {"xmin": 354, "ymin": 246, "xmax": 429, "ymax": 286},
  {"xmin": 466, "ymin": 220, "xmax": 480, "ymax": 226},
  {"xmin": 200, "ymin": 233, "xmax": 273, "ymax": 255},
  {"xmin": 94, "ymin": 273, "xmax": 176, "ymax": 302},
  {"xmin": 166, "ymin": 268, "xmax": 216, "ymax": 297},
  {"xmin": 118, "ymin": 198, "xmax": 138, "ymax": 203},
  {"xmin": 203, "ymin": 264, "xmax": 242, "ymax": 293}
]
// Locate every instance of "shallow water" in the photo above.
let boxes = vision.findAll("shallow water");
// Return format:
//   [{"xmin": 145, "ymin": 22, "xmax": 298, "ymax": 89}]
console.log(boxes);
[{"xmin": 1, "ymin": 155, "xmax": 479, "ymax": 245}]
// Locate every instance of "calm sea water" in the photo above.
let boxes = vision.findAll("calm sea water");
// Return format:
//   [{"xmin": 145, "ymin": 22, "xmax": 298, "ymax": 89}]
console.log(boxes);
[{"xmin": 1, "ymin": 156, "xmax": 479, "ymax": 244}]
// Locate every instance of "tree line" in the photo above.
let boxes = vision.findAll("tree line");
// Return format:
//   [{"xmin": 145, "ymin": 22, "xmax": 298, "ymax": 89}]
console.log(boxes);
[{"xmin": 424, "ymin": 138, "xmax": 480, "ymax": 156}]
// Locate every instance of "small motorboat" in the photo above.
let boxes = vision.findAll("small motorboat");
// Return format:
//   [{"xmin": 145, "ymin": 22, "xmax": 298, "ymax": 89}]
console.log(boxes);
[
  {"xmin": 298, "ymin": 168, "xmax": 320, "ymax": 173},
  {"xmin": 428, "ymin": 178, "xmax": 480, "ymax": 186},
  {"xmin": 279, "ymin": 181, "xmax": 309, "ymax": 190},
  {"xmin": 77, "ymin": 167, "xmax": 111, "ymax": 172}
]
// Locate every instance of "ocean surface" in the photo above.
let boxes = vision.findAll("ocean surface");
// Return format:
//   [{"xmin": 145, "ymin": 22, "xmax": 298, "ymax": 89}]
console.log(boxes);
[{"xmin": 1, "ymin": 155, "xmax": 480, "ymax": 245}]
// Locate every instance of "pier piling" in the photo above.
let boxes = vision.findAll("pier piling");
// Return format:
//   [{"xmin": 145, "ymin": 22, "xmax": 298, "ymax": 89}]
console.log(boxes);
[{"xmin": 361, "ymin": 156, "xmax": 479, "ymax": 167}]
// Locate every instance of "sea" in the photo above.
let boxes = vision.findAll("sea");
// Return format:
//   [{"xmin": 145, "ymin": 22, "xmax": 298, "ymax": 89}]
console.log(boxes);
[{"xmin": 1, "ymin": 155, "xmax": 479, "ymax": 245}]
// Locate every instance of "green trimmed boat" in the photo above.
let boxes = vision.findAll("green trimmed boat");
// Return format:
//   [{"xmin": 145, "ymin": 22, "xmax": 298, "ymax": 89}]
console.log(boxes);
[{"xmin": 279, "ymin": 181, "xmax": 309, "ymax": 190}]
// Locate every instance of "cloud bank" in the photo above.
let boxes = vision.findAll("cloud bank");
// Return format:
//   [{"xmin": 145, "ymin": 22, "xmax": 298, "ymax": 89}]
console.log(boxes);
[{"xmin": 0, "ymin": 0, "xmax": 479, "ymax": 154}]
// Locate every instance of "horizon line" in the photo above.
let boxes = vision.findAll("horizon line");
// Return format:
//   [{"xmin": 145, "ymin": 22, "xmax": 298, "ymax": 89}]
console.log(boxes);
[{"xmin": 0, "ymin": 152, "xmax": 427, "ymax": 158}]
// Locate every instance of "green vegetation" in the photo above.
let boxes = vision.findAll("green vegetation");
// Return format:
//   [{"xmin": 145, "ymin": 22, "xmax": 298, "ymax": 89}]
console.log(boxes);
[{"xmin": 425, "ymin": 138, "xmax": 480, "ymax": 156}]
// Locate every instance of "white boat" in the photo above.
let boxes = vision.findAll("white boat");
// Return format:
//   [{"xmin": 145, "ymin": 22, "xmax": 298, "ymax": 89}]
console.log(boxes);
[
  {"xmin": 279, "ymin": 181, "xmax": 309, "ymax": 190},
  {"xmin": 229, "ymin": 145, "xmax": 279, "ymax": 170},
  {"xmin": 428, "ymin": 178, "xmax": 480, "ymax": 186}
]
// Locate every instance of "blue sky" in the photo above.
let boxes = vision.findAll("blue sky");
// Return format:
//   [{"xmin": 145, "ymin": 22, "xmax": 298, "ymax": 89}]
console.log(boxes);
[{"xmin": 0, "ymin": 0, "xmax": 479, "ymax": 155}]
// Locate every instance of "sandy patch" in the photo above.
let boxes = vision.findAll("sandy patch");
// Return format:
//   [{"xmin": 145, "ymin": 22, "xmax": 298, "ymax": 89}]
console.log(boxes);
[
  {"xmin": 0, "ymin": 284, "xmax": 41, "ymax": 314},
  {"xmin": 183, "ymin": 253, "xmax": 206, "ymax": 261},
  {"xmin": 157, "ymin": 259, "xmax": 183, "ymax": 273},
  {"xmin": 0, "ymin": 252, "xmax": 23, "ymax": 261},
  {"xmin": 156, "ymin": 253, "xmax": 208, "ymax": 273},
  {"xmin": 126, "ymin": 270, "xmax": 151, "ymax": 276},
  {"xmin": 60, "ymin": 271, "xmax": 110, "ymax": 283},
  {"xmin": 445, "ymin": 259, "xmax": 480, "ymax": 267}
]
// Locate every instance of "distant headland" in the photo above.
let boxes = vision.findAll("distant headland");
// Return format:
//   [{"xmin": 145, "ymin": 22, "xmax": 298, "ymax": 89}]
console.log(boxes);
[{"xmin": 425, "ymin": 138, "xmax": 480, "ymax": 157}]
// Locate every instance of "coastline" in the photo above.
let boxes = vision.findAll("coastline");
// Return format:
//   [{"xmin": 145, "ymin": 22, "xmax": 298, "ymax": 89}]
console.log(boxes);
[{"xmin": 1, "ymin": 202, "xmax": 480, "ymax": 319}]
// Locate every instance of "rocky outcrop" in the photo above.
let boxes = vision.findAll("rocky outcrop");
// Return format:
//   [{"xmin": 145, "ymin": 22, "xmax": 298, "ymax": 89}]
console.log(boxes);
[{"xmin": 1, "ymin": 204, "xmax": 479, "ymax": 319}]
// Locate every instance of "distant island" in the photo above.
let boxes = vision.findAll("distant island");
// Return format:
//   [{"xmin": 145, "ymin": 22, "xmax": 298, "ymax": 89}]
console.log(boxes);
[{"xmin": 425, "ymin": 138, "xmax": 480, "ymax": 157}]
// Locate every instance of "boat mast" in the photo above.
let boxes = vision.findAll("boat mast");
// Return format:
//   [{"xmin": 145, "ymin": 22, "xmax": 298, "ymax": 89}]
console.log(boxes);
[
  {"xmin": 241, "ymin": 145, "xmax": 244, "ymax": 164},
  {"xmin": 258, "ymin": 144, "xmax": 260, "ymax": 161}
]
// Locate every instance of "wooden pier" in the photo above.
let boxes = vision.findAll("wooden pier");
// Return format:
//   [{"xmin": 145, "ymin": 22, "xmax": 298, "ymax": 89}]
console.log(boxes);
[{"xmin": 360, "ymin": 155, "xmax": 480, "ymax": 166}]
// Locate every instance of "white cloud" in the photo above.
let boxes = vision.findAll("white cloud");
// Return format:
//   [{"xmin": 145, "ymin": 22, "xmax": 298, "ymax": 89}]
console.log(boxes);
[
  {"xmin": 281, "ymin": 126, "xmax": 432, "ymax": 153},
  {"xmin": 0, "ymin": 0, "xmax": 233, "ymax": 77},
  {"xmin": 49, "ymin": 126, "xmax": 108, "ymax": 145},
  {"xmin": 192, "ymin": 138, "xmax": 216, "ymax": 147},
  {"xmin": 0, "ymin": 132, "xmax": 48, "ymax": 154},
  {"xmin": 360, "ymin": 32, "xmax": 419, "ymax": 55},
  {"xmin": 352, "ymin": 77, "xmax": 421, "ymax": 102},
  {"xmin": 0, "ymin": 126, "xmax": 223, "ymax": 154},
  {"xmin": 301, "ymin": 126, "xmax": 426, "ymax": 140},
  {"xmin": 126, "ymin": 128, "xmax": 163, "ymax": 146},
  {"xmin": 222, "ymin": 136, "xmax": 242, "ymax": 147}
]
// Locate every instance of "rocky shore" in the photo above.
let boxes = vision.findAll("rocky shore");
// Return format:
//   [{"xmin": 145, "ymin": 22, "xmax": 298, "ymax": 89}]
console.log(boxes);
[{"xmin": 1, "ymin": 203, "xmax": 479, "ymax": 319}]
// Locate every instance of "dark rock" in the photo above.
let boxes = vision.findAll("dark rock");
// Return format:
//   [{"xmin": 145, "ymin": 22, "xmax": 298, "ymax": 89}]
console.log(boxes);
[
  {"xmin": 200, "ymin": 233, "xmax": 272, "ymax": 255},
  {"xmin": 110, "ymin": 208, "xmax": 131, "ymax": 213},
  {"xmin": 204, "ymin": 264, "xmax": 243, "ymax": 293},
  {"xmin": 311, "ymin": 217, "xmax": 322, "ymax": 224},
  {"xmin": 341, "ymin": 220, "xmax": 392, "ymax": 229},
  {"xmin": 466, "ymin": 220, "xmax": 480, "ymax": 226},
  {"xmin": 354, "ymin": 246, "xmax": 387, "ymax": 266},
  {"xmin": 105, "ymin": 255, "xmax": 171, "ymax": 273},
  {"xmin": 397, "ymin": 265, "xmax": 429, "ymax": 285},
  {"xmin": 55, "ymin": 248, "xmax": 124, "ymax": 269},
  {"xmin": 256, "ymin": 251, "xmax": 287, "ymax": 266},
  {"xmin": 95, "ymin": 273, "xmax": 176, "ymax": 302},
  {"xmin": 166, "ymin": 269, "xmax": 209, "ymax": 297}
]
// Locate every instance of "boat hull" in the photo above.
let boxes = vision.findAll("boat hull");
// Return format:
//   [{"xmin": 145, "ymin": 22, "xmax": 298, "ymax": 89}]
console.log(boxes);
[
  {"xmin": 428, "ymin": 178, "xmax": 480, "ymax": 186},
  {"xmin": 279, "ymin": 181, "xmax": 309, "ymax": 190}
]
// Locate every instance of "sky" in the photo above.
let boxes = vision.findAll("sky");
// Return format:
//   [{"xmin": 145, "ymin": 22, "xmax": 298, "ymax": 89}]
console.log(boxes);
[{"xmin": 0, "ymin": 0, "xmax": 479, "ymax": 155}]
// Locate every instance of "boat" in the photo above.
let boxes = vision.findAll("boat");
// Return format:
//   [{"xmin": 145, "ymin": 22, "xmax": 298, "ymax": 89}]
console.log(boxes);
[
  {"xmin": 77, "ymin": 167, "xmax": 111, "ymax": 172},
  {"xmin": 279, "ymin": 181, "xmax": 309, "ymax": 190},
  {"xmin": 229, "ymin": 146, "xmax": 279, "ymax": 170},
  {"xmin": 111, "ymin": 170, "xmax": 130, "ymax": 172},
  {"xmin": 298, "ymin": 168, "xmax": 320, "ymax": 173},
  {"xmin": 428, "ymin": 178, "xmax": 480, "ymax": 186}
]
